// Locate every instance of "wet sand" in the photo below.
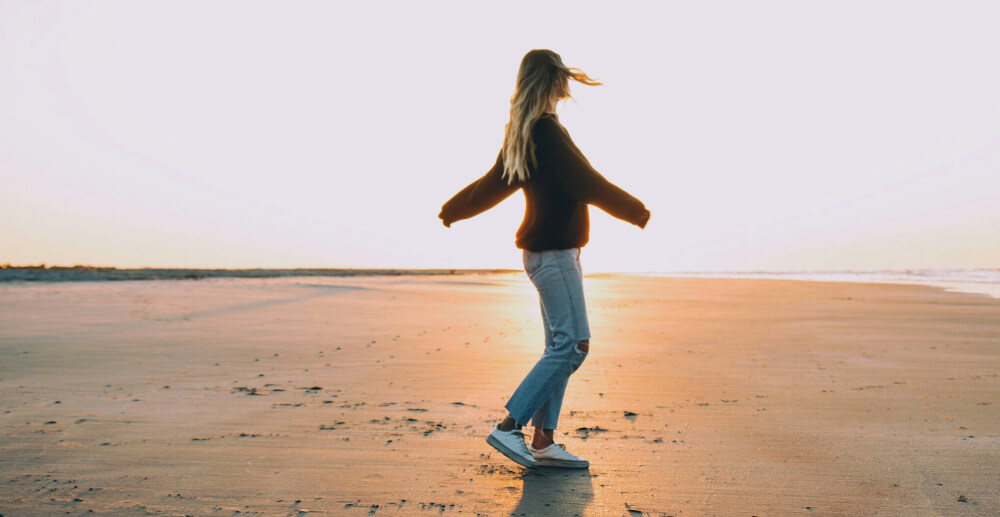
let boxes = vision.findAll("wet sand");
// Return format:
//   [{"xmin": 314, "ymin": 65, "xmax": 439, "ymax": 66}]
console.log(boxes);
[{"xmin": 1, "ymin": 274, "xmax": 998, "ymax": 515}]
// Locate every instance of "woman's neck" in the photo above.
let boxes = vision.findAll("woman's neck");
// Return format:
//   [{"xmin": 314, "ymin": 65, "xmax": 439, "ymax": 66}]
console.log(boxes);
[{"xmin": 545, "ymin": 96, "xmax": 559, "ymax": 114}]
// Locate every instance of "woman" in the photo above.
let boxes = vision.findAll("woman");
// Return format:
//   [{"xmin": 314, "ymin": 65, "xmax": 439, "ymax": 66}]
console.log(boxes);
[{"xmin": 438, "ymin": 49, "xmax": 650, "ymax": 469}]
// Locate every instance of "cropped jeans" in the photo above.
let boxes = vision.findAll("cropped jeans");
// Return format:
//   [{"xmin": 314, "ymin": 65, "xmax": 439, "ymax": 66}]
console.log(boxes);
[{"xmin": 504, "ymin": 247, "xmax": 590, "ymax": 430}]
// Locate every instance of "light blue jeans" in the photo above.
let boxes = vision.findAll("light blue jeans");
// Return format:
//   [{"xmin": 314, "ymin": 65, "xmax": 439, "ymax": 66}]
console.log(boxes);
[{"xmin": 504, "ymin": 247, "xmax": 591, "ymax": 430}]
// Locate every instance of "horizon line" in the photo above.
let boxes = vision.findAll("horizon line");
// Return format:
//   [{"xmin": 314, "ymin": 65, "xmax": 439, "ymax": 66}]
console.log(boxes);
[{"xmin": 2, "ymin": 264, "xmax": 997, "ymax": 273}]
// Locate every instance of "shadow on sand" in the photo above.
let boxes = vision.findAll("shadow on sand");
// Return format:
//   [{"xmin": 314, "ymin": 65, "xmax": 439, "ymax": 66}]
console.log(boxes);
[{"xmin": 509, "ymin": 468, "xmax": 594, "ymax": 517}]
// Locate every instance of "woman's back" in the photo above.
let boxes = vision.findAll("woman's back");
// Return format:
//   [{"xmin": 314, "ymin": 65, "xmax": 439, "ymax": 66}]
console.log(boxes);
[{"xmin": 516, "ymin": 113, "xmax": 593, "ymax": 251}]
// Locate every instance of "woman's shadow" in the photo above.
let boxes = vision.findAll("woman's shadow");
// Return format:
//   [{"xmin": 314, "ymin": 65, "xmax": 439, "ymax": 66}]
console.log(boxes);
[{"xmin": 509, "ymin": 468, "xmax": 594, "ymax": 517}]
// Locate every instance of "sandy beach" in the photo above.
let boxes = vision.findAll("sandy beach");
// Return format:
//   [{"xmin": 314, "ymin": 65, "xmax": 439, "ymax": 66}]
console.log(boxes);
[{"xmin": 1, "ymin": 274, "xmax": 997, "ymax": 516}]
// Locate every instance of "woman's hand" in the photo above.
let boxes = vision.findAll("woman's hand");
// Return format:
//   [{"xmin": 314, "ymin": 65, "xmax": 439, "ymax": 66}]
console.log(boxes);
[{"xmin": 638, "ymin": 209, "xmax": 651, "ymax": 229}]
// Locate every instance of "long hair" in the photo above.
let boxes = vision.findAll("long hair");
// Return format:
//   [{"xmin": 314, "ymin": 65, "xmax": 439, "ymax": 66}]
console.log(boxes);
[{"xmin": 501, "ymin": 49, "xmax": 602, "ymax": 185}]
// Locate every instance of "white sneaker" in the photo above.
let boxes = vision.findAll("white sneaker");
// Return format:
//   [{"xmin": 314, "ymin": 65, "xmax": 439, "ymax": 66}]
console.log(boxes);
[
  {"xmin": 528, "ymin": 442, "xmax": 590, "ymax": 469},
  {"xmin": 486, "ymin": 425, "xmax": 536, "ymax": 468}
]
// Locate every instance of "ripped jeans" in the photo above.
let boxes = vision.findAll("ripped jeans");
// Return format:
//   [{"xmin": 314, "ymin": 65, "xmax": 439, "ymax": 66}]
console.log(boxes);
[{"xmin": 504, "ymin": 247, "xmax": 590, "ymax": 430}]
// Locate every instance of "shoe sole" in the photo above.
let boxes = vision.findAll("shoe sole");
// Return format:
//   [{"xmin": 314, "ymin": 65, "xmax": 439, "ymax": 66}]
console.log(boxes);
[
  {"xmin": 534, "ymin": 459, "xmax": 590, "ymax": 469},
  {"xmin": 486, "ymin": 434, "xmax": 536, "ymax": 468}
]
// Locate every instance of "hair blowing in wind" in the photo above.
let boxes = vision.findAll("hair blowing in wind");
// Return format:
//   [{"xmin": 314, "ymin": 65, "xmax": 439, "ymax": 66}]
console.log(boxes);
[{"xmin": 501, "ymin": 49, "xmax": 602, "ymax": 185}]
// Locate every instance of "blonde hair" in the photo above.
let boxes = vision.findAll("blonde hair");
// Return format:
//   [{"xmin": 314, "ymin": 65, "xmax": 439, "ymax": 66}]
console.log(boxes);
[{"xmin": 501, "ymin": 49, "xmax": 602, "ymax": 185}]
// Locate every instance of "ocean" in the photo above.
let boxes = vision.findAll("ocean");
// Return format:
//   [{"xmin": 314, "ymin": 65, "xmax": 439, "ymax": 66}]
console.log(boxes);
[{"xmin": 640, "ymin": 269, "xmax": 1000, "ymax": 299}]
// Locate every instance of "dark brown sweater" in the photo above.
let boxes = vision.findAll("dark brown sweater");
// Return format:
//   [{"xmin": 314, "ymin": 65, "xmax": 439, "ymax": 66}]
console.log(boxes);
[{"xmin": 439, "ymin": 113, "xmax": 650, "ymax": 251}]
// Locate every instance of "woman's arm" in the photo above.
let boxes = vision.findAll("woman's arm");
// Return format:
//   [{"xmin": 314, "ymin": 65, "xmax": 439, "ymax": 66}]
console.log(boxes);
[
  {"xmin": 439, "ymin": 150, "xmax": 520, "ymax": 227},
  {"xmin": 534, "ymin": 119, "xmax": 651, "ymax": 228}
]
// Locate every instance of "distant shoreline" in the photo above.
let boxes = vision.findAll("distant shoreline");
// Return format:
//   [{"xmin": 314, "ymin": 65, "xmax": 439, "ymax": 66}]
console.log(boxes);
[
  {"xmin": 2, "ymin": 265, "xmax": 997, "ymax": 299},
  {"xmin": 0, "ymin": 265, "xmax": 520, "ymax": 282}
]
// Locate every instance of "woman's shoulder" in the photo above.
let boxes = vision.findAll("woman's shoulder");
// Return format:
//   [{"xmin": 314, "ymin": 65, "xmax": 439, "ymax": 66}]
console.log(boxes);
[{"xmin": 532, "ymin": 113, "xmax": 565, "ymax": 138}]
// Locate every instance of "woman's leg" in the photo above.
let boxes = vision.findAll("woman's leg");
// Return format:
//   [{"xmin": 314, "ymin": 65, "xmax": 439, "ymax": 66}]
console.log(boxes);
[
  {"xmin": 529, "ymin": 297, "xmax": 558, "ymax": 428},
  {"xmin": 504, "ymin": 248, "xmax": 590, "ymax": 429},
  {"xmin": 531, "ymin": 250, "xmax": 588, "ymax": 447},
  {"xmin": 528, "ymin": 299, "xmax": 564, "ymax": 448}
]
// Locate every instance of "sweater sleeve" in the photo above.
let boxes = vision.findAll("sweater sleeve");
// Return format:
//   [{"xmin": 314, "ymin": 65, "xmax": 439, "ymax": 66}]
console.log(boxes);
[
  {"xmin": 534, "ymin": 118, "xmax": 650, "ymax": 228},
  {"xmin": 439, "ymin": 150, "xmax": 520, "ymax": 227}
]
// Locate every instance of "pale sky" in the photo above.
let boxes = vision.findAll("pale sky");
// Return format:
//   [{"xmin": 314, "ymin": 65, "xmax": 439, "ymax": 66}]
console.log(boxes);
[{"xmin": 2, "ymin": 1, "xmax": 998, "ymax": 272}]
